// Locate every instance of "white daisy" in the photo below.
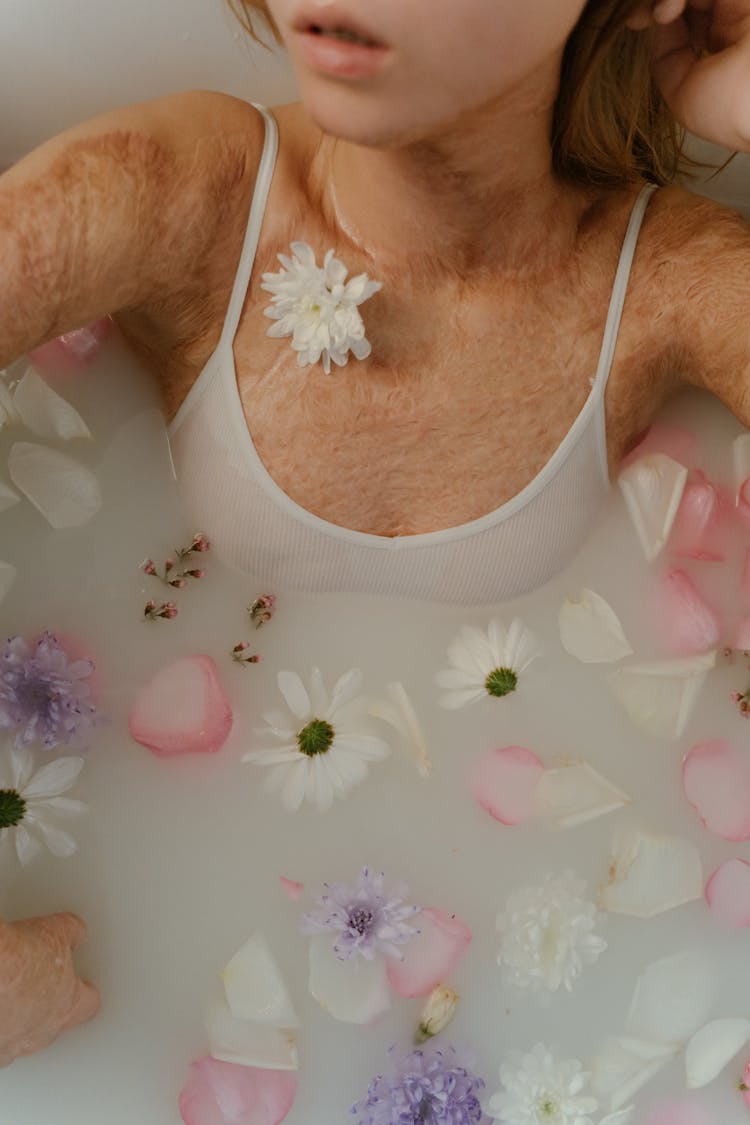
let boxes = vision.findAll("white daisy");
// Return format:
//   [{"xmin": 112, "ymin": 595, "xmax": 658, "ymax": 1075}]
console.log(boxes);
[
  {"xmin": 242, "ymin": 667, "xmax": 390, "ymax": 812},
  {"xmin": 261, "ymin": 242, "xmax": 382, "ymax": 375},
  {"xmin": 487, "ymin": 1042, "xmax": 599, "ymax": 1125},
  {"xmin": 496, "ymin": 870, "xmax": 607, "ymax": 995},
  {"xmin": 436, "ymin": 617, "xmax": 540, "ymax": 709},
  {"xmin": 0, "ymin": 744, "xmax": 87, "ymax": 865}
]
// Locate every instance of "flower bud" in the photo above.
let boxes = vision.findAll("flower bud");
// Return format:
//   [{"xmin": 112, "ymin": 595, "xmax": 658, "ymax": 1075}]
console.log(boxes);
[{"xmin": 415, "ymin": 985, "xmax": 459, "ymax": 1043}]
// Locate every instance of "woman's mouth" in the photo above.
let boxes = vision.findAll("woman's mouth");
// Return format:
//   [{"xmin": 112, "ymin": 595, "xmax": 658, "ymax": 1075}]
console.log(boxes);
[{"xmin": 292, "ymin": 11, "xmax": 391, "ymax": 78}]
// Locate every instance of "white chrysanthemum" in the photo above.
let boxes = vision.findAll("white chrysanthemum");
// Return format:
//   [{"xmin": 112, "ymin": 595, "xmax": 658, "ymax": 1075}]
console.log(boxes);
[
  {"xmin": 242, "ymin": 667, "xmax": 390, "ymax": 812},
  {"xmin": 0, "ymin": 745, "xmax": 87, "ymax": 866},
  {"xmin": 261, "ymin": 242, "xmax": 382, "ymax": 375},
  {"xmin": 496, "ymin": 871, "xmax": 606, "ymax": 994},
  {"xmin": 436, "ymin": 617, "xmax": 540, "ymax": 709},
  {"xmin": 487, "ymin": 1042, "xmax": 599, "ymax": 1125}
]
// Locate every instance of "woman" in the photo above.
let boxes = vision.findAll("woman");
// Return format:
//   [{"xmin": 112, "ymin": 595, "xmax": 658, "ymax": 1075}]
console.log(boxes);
[{"xmin": 1, "ymin": 0, "xmax": 749, "ymax": 1063}]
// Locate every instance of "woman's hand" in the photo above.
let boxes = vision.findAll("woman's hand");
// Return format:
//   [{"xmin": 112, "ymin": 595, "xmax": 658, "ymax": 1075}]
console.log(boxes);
[
  {"xmin": 0, "ymin": 912, "xmax": 100, "ymax": 1066},
  {"xmin": 629, "ymin": 0, "xmax": 750, "ymax": 150}
]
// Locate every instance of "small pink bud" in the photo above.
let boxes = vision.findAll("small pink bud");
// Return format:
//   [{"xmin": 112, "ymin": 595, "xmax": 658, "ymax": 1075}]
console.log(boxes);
[
  {"xmin": 164, "ymin": 603, "xmax": 178, "ymax": 619},
  {"xmin": 164, "ymin": 557, "xmax": 175, "ymax": 572},
  {"xmin": 191, "ymin": 533, "xmax": 210, "ymax": 552},
  {"xmin": 185, "ymin": 569, "xmax": 206, "ymax": 579},
  {"xmin": 144, "ymin": 599, "xmax": 157, "ymax": 613},
  {"xmin": 169, "ymin": 578, "xmax": 187, "ymax": 588},
  {"xmin": 233, "ymin": 642, "xmax": 250, "ymax": 653},
  {"xmin": 141, "ymin": 558, "xmax": 157, "ymax": 575}
]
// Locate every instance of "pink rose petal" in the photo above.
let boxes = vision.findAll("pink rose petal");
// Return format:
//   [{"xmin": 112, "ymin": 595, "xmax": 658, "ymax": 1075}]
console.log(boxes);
[
  {"xmin": 705, "ymin": 858, "xmax": 750, "ymax": 927},
  {"xmin": 179, "ymin": 1057, "xmax": 297, "ymax": 1125},
  {"xmin": 279, "ymin": 877, "xmax": 304, "ymax": 902},
  {"xmin": 129, "ymin": 655, "xmax": 233, "ymax": 756},
  {"xmin": 683, "ymin": 740, "xmax": 750, "ymax": 841},
  {"xmin": 622, "ymin": 424, "xmax": 696, "ymax": 469},
  {"xmin": 469, "ymin": 745, "xmax": 544, "ymax": 826},
  {"xmin": 668, "ymin": 472, "xmax": 727, "ymax": 561},
  {"xmin": 656, "ymin": 569, "xmax": 721, "ymax": 656},
  {"xmin": 386, "ymin": 907, "xmax": 472, "ymax": 998},
  {"xmin": 28, "ymin": 319, "xmax": 111, "ymax": 375},
  {"xmin": 743, "ymin": 1060, "xmax": 750, "ymax": 1108},
  {"xmin": 642, "ymin": 1100, "xmax": 714, "ymax": 1125}
]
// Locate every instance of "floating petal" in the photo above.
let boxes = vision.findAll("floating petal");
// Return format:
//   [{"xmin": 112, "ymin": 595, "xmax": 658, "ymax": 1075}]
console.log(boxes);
[
  {"xmin": 205, "ymin": 1002, "xmax": 298, "ymax": 1071},
  {"xmin": 470, "ymin": 744, "xmax": 544, "ymax": 826},
  {"xmin": 0, "ymin": 478, "xmax": 20, "ymax": 513},
  {"xmin": 179, "ymin": 1056, "xmax": 298, "ymax": 1125},
  {"xmin": 0, "ymin": 561, "xmax": 16, "ymax": 604},
  {"xmin": 683, "ymin": 739, "xmax": 750, "ymax": 841},
  {"xmin": 368, "ymin": 682, "xmax": 432, "ymax": 778},
  {"xmin": 8, "ymin": 441, "xmax": 101, "ymax": 527},
  {"xmin": 558, "ymin": 589, "xmax": 633, "ymax": 664},
  {"xmin": 279, "ymin": 877, "xmax": 303, "ymax": 902},
  {"xmin": 608, "ymin": 651, "xmax": 715, "ymax": 739},
  {"xmin": 385, "ymin": 906, "xmax": 472, "ymax": 998},
  {"xmin": 626, "ymin": 948, "xmax": 716, "ymax": 1045},
  {"xmin": 704, "ymin": 858, "xmax": 750, "ymax": 927},
  {"xmin": 221, "ymin": 933, "xmax": 298, "ymax": 1028},
  {"xmin": 129, "ymin": 656, "xmax": 233, "ymax": 756},
  {"xmin": 656, "ymin": 569, "xmax": 721, "ymax": 656},
  {"xmin": 592, "ymin": 1037, "xmax": 677, "ymax": 1111},
  {"xmin": 308, "ymin": 934, "xmax": 390, "ymax": 1024},
  {"xmin": 535, "ymin": 760, "xmax": 630, "ymax": 829},
  {"xmin": 668, "ymin": 472, "xmax": 726, "ymax": 561},
  {"xmin": 13, "ymin": 368, "xmax": 91, "ymax": 440},
  {"xmin": 601, "ymin": 825, "xmax": 702, "ymax": 917},
  {"xmin": 618, "ymin": 453, "xmax": 687, "ymax": 561},
  {"xmin": 27, "ymin": 321, "xmax": 110, "ymax": 375},
  {"xmin": 685, "ymin": 1018, "xmax": 750, "ymax": 1089}
]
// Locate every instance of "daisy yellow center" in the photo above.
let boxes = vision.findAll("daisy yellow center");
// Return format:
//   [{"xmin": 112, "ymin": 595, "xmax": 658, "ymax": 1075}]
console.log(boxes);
[
  {"xmin": 297, "ymin": 718, "xmax": 335, "ymax": 758},
  {"xmin": 538, "ymin": 1094, "xmax": 560, "ymax": 1118},
  {"xmin": 485, "ymin": 667, "xmax": 518, "ymax": 697},
  {"xmin": 0, "ymin": 788, "xmax": 26, "ymax": 828}
]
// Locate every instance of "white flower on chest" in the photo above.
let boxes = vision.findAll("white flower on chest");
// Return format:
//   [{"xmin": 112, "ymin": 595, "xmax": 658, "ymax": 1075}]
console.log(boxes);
[{"xmin": 261, "ymin": 242, "xmax": 382, "ymax": 375}]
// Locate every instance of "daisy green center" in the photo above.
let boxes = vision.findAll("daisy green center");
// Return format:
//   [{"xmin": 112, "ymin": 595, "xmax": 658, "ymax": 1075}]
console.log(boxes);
[
  {"xmin": 297, "ymin": 718, "xmax": 335, "ymax": 758},
  {"xmin": 538, "ymin": 1094, "xmax": 560, "ymax": 1119},
  {"xmin": 0, "ymin": 788, "xmax": 26, "ymax": 829},
  {"xmin": 484, "ymin": 666, "xmax": 518, "ymax": 697}
]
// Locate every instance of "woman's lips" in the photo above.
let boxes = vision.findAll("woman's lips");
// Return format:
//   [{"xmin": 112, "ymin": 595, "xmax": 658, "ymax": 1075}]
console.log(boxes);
[{"xmin": 291, "ymin": 8, "xmax": 391, "ymax": 78}]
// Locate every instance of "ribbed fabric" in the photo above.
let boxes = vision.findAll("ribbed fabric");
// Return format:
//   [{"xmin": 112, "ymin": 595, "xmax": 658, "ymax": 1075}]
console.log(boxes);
[{"xmin": 169, "ymin": 105, "xmax": 657, "ymax": 606}]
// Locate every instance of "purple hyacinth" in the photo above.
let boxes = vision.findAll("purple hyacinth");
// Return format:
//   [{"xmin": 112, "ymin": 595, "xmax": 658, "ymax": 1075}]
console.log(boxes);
[
  {"xmin": 0, "ymin": 632, "xmax": 98, "ymax": 750},
  {"xmin": 301, "ymin": 867, "xmax": 420, "ymax": 960},
  {"xmin": 352, "ymin": 1045, "xmax": 489, "ymax": 1125}
]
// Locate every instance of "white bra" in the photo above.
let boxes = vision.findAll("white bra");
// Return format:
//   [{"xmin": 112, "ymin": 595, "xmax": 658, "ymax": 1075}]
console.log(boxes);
[{"xmin": 168, "ymin": 104, "xmax": 657, "ymax": 606}]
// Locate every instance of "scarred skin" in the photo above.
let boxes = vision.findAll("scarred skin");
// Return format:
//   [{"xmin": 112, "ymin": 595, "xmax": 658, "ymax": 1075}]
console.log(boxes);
[{"xmin": 1, "ymin": 0, "xmax": 750, "ymax": 1062}]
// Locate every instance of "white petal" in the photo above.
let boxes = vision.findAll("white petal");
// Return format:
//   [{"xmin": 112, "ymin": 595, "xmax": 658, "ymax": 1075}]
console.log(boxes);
[
  {"xmin": 0, "ymin": 561, "xmax": 16, "ymax": 604},
  {"xmin": 328, "ymin": 667, "xmax": 363, "ymax": 715},
  {"xmin": 8, "ymin": 442, "xmax": 102, "ymax": 528},
  {"xmin": 558, "ymin": 589, "xmax": 633, "ymax": 664},
  {"xmin": 600, "ymin": 1109, "xmax": 636, "ymax": 1125},
  {"xmin": 307, "ymin": 935, "xmax": 391, "ymax": 1024},
  {"xmin": 0, "ymin": 478, "xmax": 20, "ymax": 513},
  {"xmin": 608, "ymin": 651, "xmax": 716, "ymax": 739},
  {"xmin": 14, "ymin": 368, "xmax": 91, "ymax": 440},
  {"xmin": 438, "ymin": 687, "xmax": 487, "ymax": 710},
  {"xmin": 280, "ymin": 760, "xmax": 310, "ymax": 812},
  {"xmin": 685, "ymin": 1018, "xmax": 750, "ymax": 1089},
  {"xmin": 205, "ymin": 1000, "xmax": 298, "ymax": 1070},
  {"xmin": 368, "ymin": 682, "xmax": 432, "ymax": 778},
  {"xmin": 277, "ymin": 670, "xmax": 311, "ymax": 721},
  {"xmin": 25, "ymin": 813, "xmax": 77, "ymax": 858},
  {"xmin": 535, "ymin": 760, "xmax": 630, "ymax": 829},
  {"xmin": 40, "ymin": 796, "xmax": 87, "ymax": 818},
  {"xmin": 592, "ymin": 1038, "xmax": 676, "ymax": 1111},
  {"xmin": 626, "ymin": 948, "xmax": 716, "ymax": 1045},
  {"xmin": 9, "ymin": 746, "xmax": 35, "ymax": 791},
  {"xmin": 307, "ymin": 667, "xmax": 328, "ymax": 715},
  {"xmin": 221, "ymin": 932, "xmax": 299, "ymax": 1027},
  {"xmin": 618, "ymin": 453, "xmax": 688, "ymax": 561},
  {"xmin": 22, "ymin": 756, "xmax": 84, "ymax": 799},
  {"xmin": 601, "ymin": 826, "xmax": 703, "ymax": 917},
  {"xmin": 14, "ymin": 824, "xmax": 42, "ymax": 866}
]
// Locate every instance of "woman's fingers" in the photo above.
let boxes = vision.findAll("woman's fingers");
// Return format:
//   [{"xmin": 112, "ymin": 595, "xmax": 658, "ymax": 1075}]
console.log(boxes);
[
  {"xmin": 61, "ymin": 979, "xmax": 100, "ymax": 1031},
  {"xmin": 48, "ymin": 911, "xmax": 88, "ymax": 952}
]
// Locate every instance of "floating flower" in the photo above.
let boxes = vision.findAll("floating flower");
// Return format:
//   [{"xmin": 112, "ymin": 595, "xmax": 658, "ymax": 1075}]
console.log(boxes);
[
  {"xmin": 0, "ymin": 744, "xmax": 86, "ymax": 865},
  {"xmin": 249, "ymin": 594, "xmax": 277, "ymax": 629},
  {"xmin": 301, "ymin": 867, "xmax": 419, "ymax": 961},
  {"xmin": 0, "ymin": 632, "xmax": 98, "ymax": 750},
  {"xmin": 487, "ymin": 1042, "xmax": 599, "ymax": 1125},
  {"xmin": 436, "ymin": 618, "xmax": 540, "ymax": 710},
  {"xmin": 496, "ymin": 871, "xmax": 606, "ymax": 995},
  {"xmin": 140, "ymin": 532, "xmax": 210, "ymax": 588},
  {"xmin": 369, "ymin": 681, "xmax": 432, "ymax": 778},
  {"xmin": 352, "ymin": 1044, "xmax": 489, "ymax": 1125},
  {"xmin": 0, "ymin": 365, "xmax": 91, "ymax": 440},
  {"xmin": 261, "ymin": 242, "xmax": 382, "ymax": 374},
  {"xmin": 242, "ymin": 667, "xmax": 390, "ymax": 812}
]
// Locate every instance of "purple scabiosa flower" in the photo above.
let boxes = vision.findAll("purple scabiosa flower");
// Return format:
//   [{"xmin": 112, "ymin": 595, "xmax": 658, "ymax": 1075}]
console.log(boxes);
[
  {"xmin": 0, "ymin": 632, "xmax": 97, "ymax": 751},
  {"xmin": 351, "ymin": 1044, "xmax": 489, "ymax": 1125},
  {"xmin": 301, "ymin": 867, "xmax": 420, "ymax": 961}
]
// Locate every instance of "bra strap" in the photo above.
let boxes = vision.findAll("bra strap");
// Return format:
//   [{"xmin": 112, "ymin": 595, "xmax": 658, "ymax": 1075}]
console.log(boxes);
[{"xmin": 218, "ymin": 103, "xmax": 279, "ymax": 350}]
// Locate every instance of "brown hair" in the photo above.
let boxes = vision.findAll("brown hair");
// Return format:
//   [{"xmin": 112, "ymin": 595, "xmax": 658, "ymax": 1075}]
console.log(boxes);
[{"xmin": 226, "ymin": 0, "xmax": 687, "ymax": 188}]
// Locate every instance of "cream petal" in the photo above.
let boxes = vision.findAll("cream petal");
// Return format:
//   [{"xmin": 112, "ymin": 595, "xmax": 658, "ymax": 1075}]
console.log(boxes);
[
  {"xmin": 618, "ymin": 453, "xmax": 688, "ymax": 561},
  {"xmin": 14, "ymin": 368, "xmax": 92, "ymax": 440},
  {"xmin": 307, "ymin": 934, "xmax": 391, "ymax": 1024},
  {"xmin": 8, "ymin": 442, "xmax": 102, "ymax": 528},
  {"xmin": 626, "ymin": 949, "xmax": 716, "ymax": 1045},
  {"xmin": 536, "ymin": 760, "xmax": 630, "ymax": 829},
  {"xmin": 22, "ymin": 755, "xmax": 84, "ymax": 799},
  {"xmin": 205, "ymin": 1000, "xmax": 299, "ymax": 1070},
  {"xmin": 0, "ymin": 478, "xmax": 20, "ymax": 513},
  {"xmin": 608, "ymin": 651, "xmax": 716, "ymax": 739},
  {"xmin": 276, "ymin": 670, "xmax": 311, "ymax": 721},
  {"xmin": 685, "ymin": 1018, "xmax": 750, "ymax": 1089},
  {"xmin": 368, "ymin": 682, "xmax": 432, "ymax": 778},
  {"xmin": 600, "ymin": 826, "xmax": 702, "ymax": 917},
  {"xmin": 592, "ymin": 1038, "xmax": 676, "ymax": 1111},
  {"xmin": 222, "ymin": 932, "xmax": 299, "ymax": 1028},
  {"xmin": 558, "ymin": 589, "xmax": 633, "ymax": 664}
]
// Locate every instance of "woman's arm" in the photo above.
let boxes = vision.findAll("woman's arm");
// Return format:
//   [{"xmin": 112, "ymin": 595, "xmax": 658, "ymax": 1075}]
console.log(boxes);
[{"xmin": 0, "ymin": 90, "xmax": 264, "ymax": 370}]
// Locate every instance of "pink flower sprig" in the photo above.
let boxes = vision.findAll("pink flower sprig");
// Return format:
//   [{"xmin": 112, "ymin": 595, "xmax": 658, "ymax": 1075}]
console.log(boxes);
[
  {"xmin": 249, "ymin": 594, "xmax": 276, "ymax": 629},
  {"xmin": 731, "ymin": 689, "xmax": 750, "ymax": 719},
  {"xmin": 141, "ymin": 533, "xmax": 210, "ymax": 589},
  {"xmin": 232, "ymin": 642, "xmax": 261, "ymax": 667},
  {"xmin": 144, "ymin": 600, "xmax": 178, "ymax": 622}
]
